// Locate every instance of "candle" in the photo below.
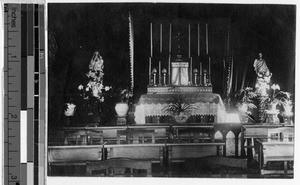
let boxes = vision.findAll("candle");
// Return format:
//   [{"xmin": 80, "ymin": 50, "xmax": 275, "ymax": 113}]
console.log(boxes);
[
  {"xmin": 190, "ymin": 57, "xmax": 193, "ymax": 83},
  {"xmin": 198, "ymin": 22, "xmax": 200, "ymax": 56},
  {"xmin": 149, "ymin": 57, "xmax": 152, "ymax": 85},
  {"xmin": 209, "ymin": 57, "xmax": 211, "ymax": 77},
  {"xmin": 168, "ymin": 56, "xmax": 171, "ymax": 84},
  {"xmin": 188, "ymin": 23, "xmax": 191, "ymax": 58},
  {"xmin": 149, "ymin": 57, "xmax": 151, "ymax": 76},
  {"xmin": 169, "ymin": 23, "xmax": 172, "ymax": 53},
  {"xmin": 200, "ymin": 62, "xmax": 202, "ymax": 76},
  {"xmin": 160, "ymin": 23, "xmax": 162, "ymax": 53},
  {"xmin": 159, "ymin": 61, "xmax": 161, "ymax": 75},
  {"xmin": 150, "ymin": 23, "xmax": 153, "ymax": 57},
  {"xmin": 206, "ymin": 23, "xmax": 208, "ymax": 55},
  {"xmin": 159, "ymin": 61, "xmax": 162, "ymax": 85},
  {"xmin": 199, "ymin": 62, "xmax": 203, "ymax": 85}
]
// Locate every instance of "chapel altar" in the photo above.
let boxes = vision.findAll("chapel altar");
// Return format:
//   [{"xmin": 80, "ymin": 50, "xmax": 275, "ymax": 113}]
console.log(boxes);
[{"xmin": 134, "ymin": 23, "xmax": 226, "ymax": 124}]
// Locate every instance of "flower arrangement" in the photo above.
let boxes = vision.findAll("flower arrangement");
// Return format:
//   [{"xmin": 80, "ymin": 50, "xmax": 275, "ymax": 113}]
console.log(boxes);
[
  {"xmin": 75, "ymin": 52, "xmax": 112, "ymax": 119},
  {"xmin": 265, "ymin": 84, "xmax": 291, "ymax": 108},
  {"xmin": 118, "ymin": 89, "xmax": 133, "ymax": 103},
  {"xmin": 235, "ymin": 87, "xmax": 257, "ymax": 113}
]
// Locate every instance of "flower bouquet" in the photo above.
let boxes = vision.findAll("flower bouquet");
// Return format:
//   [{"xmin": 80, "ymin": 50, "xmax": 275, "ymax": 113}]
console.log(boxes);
[{"xmin": 74, "ymin": 52, "xmax": 112, "ymax": 124}]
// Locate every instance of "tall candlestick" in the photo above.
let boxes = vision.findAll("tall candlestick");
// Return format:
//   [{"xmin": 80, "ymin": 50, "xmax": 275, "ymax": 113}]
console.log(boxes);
[
  {"xmin": 160, "ymin": 23, "xmax": 162, "ymax": 53},
  {"xmin": 200, "ymin": 62, "xmax": 203, "ymax": 85},
  {"xmin": 159, "ymin": 61, "xmax": 162, "ymax": 85},
  {"xmin": 149, "ymin": 57, "xmax": 151, "ymax": 76},
  {"xmin": 188, "ymin": 23, "xmax": 191, "ymax": 58},
  {"xmin": 206, "ymin": 23, "xmax": 208, "ymax": 55},
  {"xmin": 169, "ymin": 23, "xmax": 172, "ymax": 53},
  {"xmin": 168, "ymin": 55, "xmax": 171, "ymax": 85},
  {"xmin": 190, "ymin": 57, "xmax": 193, "ymax": 84},
  {"xmin": 209, "ymin": 57, "xmax": 211, "ymax": 77},
  {"xmin": 198, "ymin": 22, "xmax": 200, "ymax": 56},
  {"xmin": 200, "ymin": 62, "xmax": 202, "ymax": 76},
  {"xmin": 150, "ymin": 23, "xmax": 153, "ymax": 57}
]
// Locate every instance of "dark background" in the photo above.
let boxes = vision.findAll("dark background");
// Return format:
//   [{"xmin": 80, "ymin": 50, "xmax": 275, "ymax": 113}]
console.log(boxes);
[{"xmin": 48, "ymin": 3, "xmax": 295, "ymax": 127}]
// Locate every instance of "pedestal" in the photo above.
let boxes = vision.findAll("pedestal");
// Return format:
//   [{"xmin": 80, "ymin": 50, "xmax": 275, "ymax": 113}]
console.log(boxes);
[
  {"xmin": 116, "ymin": 116, "xmax": 127, "ymax": 125},
  {"xmin": 265, "ymin": 110, "xmax": 280, "ymax": 124},
  {"xmin": 258, "ymin": 96, "xmax": 268, "ymax": 123}
]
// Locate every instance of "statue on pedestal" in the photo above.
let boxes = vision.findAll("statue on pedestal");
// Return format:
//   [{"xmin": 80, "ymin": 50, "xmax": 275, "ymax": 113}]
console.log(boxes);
[
  {"xmin": 253, "ymin": 53, "xmax": 272, "ymax": 96},
  {"xmin": 253, "ymin": 52, "xmax": 272, "ymax": 123}
]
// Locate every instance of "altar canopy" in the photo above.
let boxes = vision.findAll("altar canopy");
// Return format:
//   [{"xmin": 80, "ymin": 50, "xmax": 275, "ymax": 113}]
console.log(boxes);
[{"xmin": 134, "ymin": 93, "xmax": 226, "ymax": 124}]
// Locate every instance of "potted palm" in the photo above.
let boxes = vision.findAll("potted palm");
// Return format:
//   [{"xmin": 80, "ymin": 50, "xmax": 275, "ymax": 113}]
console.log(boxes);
[{"xmin": 162, "ymin": 96, "xmax": 196, "ymax": 124}]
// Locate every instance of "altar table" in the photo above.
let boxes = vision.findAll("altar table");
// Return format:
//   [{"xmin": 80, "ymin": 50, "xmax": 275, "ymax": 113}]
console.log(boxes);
[{"xmin": 134, "ymin": 93, "xmax": 226, "ymax": 124}]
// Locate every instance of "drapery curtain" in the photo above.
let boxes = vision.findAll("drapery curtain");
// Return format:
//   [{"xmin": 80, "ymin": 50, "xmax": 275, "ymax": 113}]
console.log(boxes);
[{"xmin": 171, "ymin": 62, "xmax": 189, "ymax": 85}]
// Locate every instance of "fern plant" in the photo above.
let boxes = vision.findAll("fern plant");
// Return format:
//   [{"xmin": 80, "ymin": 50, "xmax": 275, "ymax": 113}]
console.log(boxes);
[{"xmin": 162, "ymin": 96, "xmax": 196, "ymax": 116}]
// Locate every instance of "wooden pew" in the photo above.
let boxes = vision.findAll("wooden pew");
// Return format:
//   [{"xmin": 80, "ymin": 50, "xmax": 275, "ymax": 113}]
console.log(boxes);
[
  {"xmin": 86, "ymin": 158, "xmax": 152, "ymax": 177},
  {"xmin": 104, "ymin": 144, "xmax": 166, "ymax": 164},
  {"xmin": 257, "ymin": 127, "xmax": 294, "ymax": 177}
]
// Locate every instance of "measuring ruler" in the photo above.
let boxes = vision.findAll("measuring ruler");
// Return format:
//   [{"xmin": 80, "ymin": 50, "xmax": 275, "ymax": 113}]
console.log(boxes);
[{"xmin": 3, "ymin": 4, "xmax": 45, "ymax": 185}]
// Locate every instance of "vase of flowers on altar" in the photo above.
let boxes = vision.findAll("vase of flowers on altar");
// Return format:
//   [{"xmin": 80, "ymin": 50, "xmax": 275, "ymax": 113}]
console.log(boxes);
[
  {"xmin": 265, "ymin": 84, "xmax": 291, "ymax": 111},
  {"xmin": 235, "ymin": 87, "xmax": 257, "ymax": 122},
  {"xmin": 75, "ymin": 52, "xmax": 112, "ymax": 124},
  {"xmin": 281, "ymin": 99, "xmax": 293, "ymax": 125},
  {"xmin": 114, "ymin": 89, "xmax": 133, "ymax": 117},
  {"xmin": 162, "ymin": 96, "xmax": 196, "ymax": 124},
  {"xmin": 261, "ymin": 84, "xmax": 293, "ymax": 124}
]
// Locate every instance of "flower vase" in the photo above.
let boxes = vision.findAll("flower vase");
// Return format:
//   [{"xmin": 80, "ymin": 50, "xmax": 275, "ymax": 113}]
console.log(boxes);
[
  {"xmin": 268, "ymin": 103, "xmax": 277, "ymax": 111},
  {"xmin": 174, "ymin": 113, "xmax": 189, "ymax": 124},
  {"xmin": 115, "ymin": 102, "xmax": 129, "ymax": 117}
]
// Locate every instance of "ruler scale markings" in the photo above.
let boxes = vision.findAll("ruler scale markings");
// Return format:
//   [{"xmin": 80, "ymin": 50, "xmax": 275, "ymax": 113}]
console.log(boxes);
[
  {"xmin": 21, "ymin": 4, "xmax": 27, "ymax": 110},
  {"xmin": 39, "ymin": 5, "xmax": 46, "ymax": 185},
  {"xmin": 7, "ymin": 4, "xmax": 22, "ymax": 184},
  {"xmin": 20, "ymin": 5, "xmax": 28, "ymax": 185},
  {"xmin": 34, "ymin": 4, "xmax": 40, "ymax": 185},
  {"xmin": 4, "ymin": 3, "xmax": 46, "ymax": 185},
  {"xmin": 27, "ymin": 4, "xmax": 35, "ymax": 185}
]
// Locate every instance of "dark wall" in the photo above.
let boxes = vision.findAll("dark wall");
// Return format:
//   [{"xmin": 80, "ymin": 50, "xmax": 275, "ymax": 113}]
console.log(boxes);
[{"xmin": 48, "ymin": 3, "xmax": 295, "ymax": 127}]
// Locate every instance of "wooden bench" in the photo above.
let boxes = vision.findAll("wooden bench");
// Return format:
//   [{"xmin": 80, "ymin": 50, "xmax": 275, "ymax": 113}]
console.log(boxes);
[
  {"xmin": 166, "ymin": 142, "xmax": 225, "ymax": 163},
  {"xmin": 86, "ymin": 158, "xmax": 152, "ymax": 177},
  {"xmin": 257, "ymin": 127, "xmax": 294, "ymax": 177}
]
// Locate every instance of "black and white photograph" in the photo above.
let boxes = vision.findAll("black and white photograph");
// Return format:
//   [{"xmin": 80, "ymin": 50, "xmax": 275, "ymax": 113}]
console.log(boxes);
[{"xmin": 47, "ymin": 2, "xmax": 296, "ymax": 178}]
